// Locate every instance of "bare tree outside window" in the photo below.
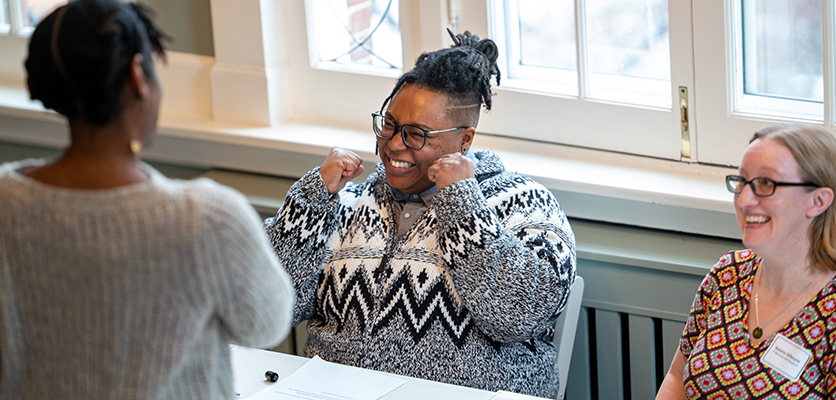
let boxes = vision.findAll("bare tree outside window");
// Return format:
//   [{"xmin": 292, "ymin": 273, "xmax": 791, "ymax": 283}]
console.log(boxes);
[{"xmin": 310, "ymin": 0, "xmax": 402, "ymax": 70}]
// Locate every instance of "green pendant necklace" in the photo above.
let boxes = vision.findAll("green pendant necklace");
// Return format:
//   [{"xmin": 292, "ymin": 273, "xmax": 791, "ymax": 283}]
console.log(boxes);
[{"xmin": 752, "ymin": 261, "xmax": 813, "ymax": 339}]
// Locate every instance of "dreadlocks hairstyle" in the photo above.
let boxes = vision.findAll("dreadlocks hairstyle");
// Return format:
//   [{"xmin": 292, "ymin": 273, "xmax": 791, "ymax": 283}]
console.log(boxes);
[
  {"xmin": 25, "ymin": 0, "xmax": 170, "ymax": 126},
  {"xmin": 381, "ymin": 29, "xmax": 501, "ymax": 127}
]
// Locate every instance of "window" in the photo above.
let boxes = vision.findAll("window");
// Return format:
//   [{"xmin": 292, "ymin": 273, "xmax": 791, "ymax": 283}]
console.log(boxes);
[
  {"xmin": 290, "ymin": 0, "xmax": 691, "ymax": 160},
  {"xmin": 2, "ymin": 0, "xmax": 66, "ymax": 35},
  {"xmin": 738, "ymin": 0, "xmax": 823, "ymax": 120},
  {"xmin": 481, "ymin": 0, "xmax": 687, "ymax": 159},
  {"xmin": 1, "ymin": 0, "xmax": 9, "ymax": 29},
  {"xmin": 502, "ymin": 0, "xmax": 578, "ymax": 95},
  {"xmin": 501, "ymin": 0, "xmax": 671, "ymax": 108},
  {"xmin": 585, "ymin": 0, "xmax": 670, "ymax": 107},
  {"xmin": 23, "ymin": 0, "xmax": 65, "ymax": 27},
  {"xmin": 306, "ymin": 0, "xmax": 403, "ymax": 74},
  {"xmin": 293, "ymin": 0, "xmax": 836, "ymax": 167},
  {"xmin": 693, "ymin": 0, "xmax": 833, "ymax": 166},
  {"xmin": 4, "ymin": 0, "xmax": 836, "ymax": 170},
  {"xmin": 0, "ymin": 0, "xmax": 66, "ymax": 87}
]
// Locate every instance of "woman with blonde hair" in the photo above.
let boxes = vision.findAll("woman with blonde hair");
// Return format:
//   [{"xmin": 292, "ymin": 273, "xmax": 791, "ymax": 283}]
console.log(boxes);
[{"xmin": 657, "ymin": 123, "xmax": 836, "ymax": 399}]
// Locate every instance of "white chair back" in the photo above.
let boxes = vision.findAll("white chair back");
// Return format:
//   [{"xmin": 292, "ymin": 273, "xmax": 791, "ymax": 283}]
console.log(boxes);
[{"xmin": 553, "ymin": 276, "xmax": 585, "ymax": 400}]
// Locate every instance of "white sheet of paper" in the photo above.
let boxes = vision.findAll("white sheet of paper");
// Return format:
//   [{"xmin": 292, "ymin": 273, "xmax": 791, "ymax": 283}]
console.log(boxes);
[{"xmin": 247, "ymin": 356, "xmax": 407, "ymax": 400}]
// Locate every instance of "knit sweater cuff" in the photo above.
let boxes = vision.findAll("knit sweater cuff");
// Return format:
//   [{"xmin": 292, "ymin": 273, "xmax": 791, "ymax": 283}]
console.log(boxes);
[
  {"xmin": 295, "ymin": 167, "xmax": 338, "ymax": 205},
  {"xmin": 433, "ymin": 178, "xmax": 489, "ymax": 227}
]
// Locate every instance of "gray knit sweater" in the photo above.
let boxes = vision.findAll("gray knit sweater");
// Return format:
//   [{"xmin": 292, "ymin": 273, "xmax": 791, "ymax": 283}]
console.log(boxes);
[
  {"xmin": 0, "ymin": 159, "xmax": 295, "ymax": 400},
  {"xmin": 264, "ymin": 150, "xmax": 576, "ymax": 397}
]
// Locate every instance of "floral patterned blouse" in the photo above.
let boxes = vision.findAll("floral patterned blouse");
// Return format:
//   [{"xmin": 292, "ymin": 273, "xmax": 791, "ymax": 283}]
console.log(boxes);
[{"xmin": 680, "ymin": 250, "xmax": 836, "ymax": 399}]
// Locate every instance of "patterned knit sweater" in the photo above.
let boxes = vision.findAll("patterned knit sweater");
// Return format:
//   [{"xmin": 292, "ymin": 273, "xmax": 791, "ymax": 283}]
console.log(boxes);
[
  {"xmin": 264, "ymin": 150, "xmax": 576, "ymax": 397},
  {"xmin": 0, "ymin": 159, "xmax": 295, "ymax": 400}
]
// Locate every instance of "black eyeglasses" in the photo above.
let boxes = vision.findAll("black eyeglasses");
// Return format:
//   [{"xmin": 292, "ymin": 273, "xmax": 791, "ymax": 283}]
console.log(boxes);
[
  {"xmin": 725, "ymin": 175, "xmax": 819, "ymax": 197},
  {"xmin": 372, "ymin": 112, "xmax": 469, "ymax": 150}
]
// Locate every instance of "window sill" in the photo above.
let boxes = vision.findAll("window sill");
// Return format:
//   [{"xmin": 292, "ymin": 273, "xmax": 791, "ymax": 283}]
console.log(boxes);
[{"xmin": 0, "ymin": 85, "xmax": 741, "ymax": 239}]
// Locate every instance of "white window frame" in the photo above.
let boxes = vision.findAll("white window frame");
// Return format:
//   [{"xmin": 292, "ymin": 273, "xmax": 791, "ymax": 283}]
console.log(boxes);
[
  {"xmin": 16, "ymin": 0, "xmax": 836, "ymax": 238},
  {"xmin": 0, "ymin": 0, "xmax": 41, "ymax": 82},
  {"xmin": 285, "ymin": 0, "xmax": 696, "ymax": 161},
  {"xmin": 303, "ymin": 0, "xmax": 404, "ymax": 79},
  {"xmin": 2, "ymin": 0, "xmax": 34, "ymax": 37},
  {"xmin": 499, "ymin": 0, "xmax": 579, "ymax": 97},
  {"xmin": 0, "ymin": 0, "xmax": 10, "ymax": 35},
  {"xmin": 4, "ymin": 0, "xmax": 833, "ymax": 166},
  {"xmin": 693, "ymin": 0, "xmax": 836, "ymax": 167},
  {"xmin": 477, "ymin": 0, "xmax": 692, "ymax": 161}
]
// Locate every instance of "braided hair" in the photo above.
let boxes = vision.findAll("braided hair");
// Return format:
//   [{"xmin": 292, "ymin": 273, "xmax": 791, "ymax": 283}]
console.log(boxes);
[
  {"xmin": 381, "ymin": 29, "xmax": 501, "ymax": 127},
  {"xmin": 25, "ymin": 0, "xmax": 170, "ymax": 126}
]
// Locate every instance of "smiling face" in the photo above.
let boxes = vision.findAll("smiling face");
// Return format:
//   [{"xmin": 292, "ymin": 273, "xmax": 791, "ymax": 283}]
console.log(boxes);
[
  {"xmin": 735, "ymin": 138, "xmax": 817, "ymax": 257},
  {"xmin": 377, "ymin": 83, "xmax": 473, "ymax": 194}
]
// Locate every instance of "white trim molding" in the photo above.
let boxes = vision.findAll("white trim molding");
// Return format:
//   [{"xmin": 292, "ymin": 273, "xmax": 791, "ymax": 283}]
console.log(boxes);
[
  {"xmin": 208, "ymin": 0, "xmax": 291, "ymax": 126},
  {"xmin": 0, "ymin": 0, "xmax": 746, "ymax": 241}
]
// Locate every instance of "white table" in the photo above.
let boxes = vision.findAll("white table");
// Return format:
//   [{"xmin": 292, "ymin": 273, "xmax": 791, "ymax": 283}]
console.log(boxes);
[{"xmin": 230, "ymin": 346, "xmax": 543, "ymax": 400}]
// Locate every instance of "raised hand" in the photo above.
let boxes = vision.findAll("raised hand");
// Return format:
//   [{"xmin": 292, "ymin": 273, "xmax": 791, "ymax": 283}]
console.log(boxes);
[
  {"xmin": 427, "ymin": 152, "xmax": 474, "ymax": 191},
  {"xmin": 320, "ymin": 148, "xmax": 364, "ymax": 195}
]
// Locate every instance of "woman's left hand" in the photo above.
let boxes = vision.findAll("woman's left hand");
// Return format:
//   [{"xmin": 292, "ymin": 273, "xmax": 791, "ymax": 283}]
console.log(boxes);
[{"xmin": 428, "ymin": 152, "xmax": 475, "ymax": 191}]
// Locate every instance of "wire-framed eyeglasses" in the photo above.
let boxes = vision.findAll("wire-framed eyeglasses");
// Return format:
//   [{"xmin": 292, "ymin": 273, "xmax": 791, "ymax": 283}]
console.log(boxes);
[
  {"xmin": 725, "ymin": 174, "xmax": 819, "ymax": 197},
  {"xmin": 372, "ymin": 112, "xmax": 469, "ymax": 150}
]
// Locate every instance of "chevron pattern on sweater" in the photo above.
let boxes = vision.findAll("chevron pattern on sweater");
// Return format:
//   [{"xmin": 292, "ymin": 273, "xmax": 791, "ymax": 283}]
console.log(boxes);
[
  {"xmin": 316, "ymin": 267, "xmax": 375, "ymax": 334},
  {"xmin": 316, "ymin": 263, "xmax": 476, "ymax": 347},
  {"xmin": 373, "ymin": 269, "xmax": 473, "ymax": 347}
]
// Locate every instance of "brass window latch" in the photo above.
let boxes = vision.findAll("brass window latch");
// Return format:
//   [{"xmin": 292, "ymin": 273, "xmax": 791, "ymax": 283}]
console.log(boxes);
[{"xmin": 679, "ymin": 86, "xmax": 691, "ymax": 159}]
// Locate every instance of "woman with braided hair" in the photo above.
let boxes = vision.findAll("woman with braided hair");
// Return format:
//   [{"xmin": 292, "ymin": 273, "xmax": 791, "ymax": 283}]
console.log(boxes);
[
  {"xmin": 0, "ymin": 1, "xmax": 294, "ymax": 398},
  {"xmin": 265, "ymin": 30, "xmax": 576, "ymax": 397}
]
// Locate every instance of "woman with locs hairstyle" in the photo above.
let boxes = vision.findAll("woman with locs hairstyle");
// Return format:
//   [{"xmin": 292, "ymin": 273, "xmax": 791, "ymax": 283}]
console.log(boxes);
[
  {"xmin": 265, "ymin": 29, "xmax": 576, "ymax": 397},
  {"xmin": 0, "ymin": 1, "xmax": 294, "ymax": 398}
]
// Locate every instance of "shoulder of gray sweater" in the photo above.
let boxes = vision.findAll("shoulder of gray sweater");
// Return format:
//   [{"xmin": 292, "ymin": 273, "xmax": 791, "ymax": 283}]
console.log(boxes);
[{"xmin": 156, "ymin": 176, "xmax": 262, "ymax": 230}]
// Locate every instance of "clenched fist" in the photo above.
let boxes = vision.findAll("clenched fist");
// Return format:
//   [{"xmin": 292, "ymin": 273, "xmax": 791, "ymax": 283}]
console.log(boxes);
[
  {"xmin": 427, "ymin": 152, "xmax": 474, "ymax": 191},
  {"xmin": 320, "ymin": 148, "xmax": 364, "ymax": 195}
]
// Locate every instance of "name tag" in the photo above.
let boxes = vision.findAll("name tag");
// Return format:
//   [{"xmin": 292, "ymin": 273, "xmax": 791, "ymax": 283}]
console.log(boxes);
[{"xmin": 761, "ymin": 334, "xmax": 813, "ymax": 382}]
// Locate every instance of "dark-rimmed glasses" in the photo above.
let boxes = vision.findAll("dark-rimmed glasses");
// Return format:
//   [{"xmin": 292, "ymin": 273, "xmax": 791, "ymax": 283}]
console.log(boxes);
[
  {"xmin": 372, "ymin": 112, "xmax": 469, "ymax": 150},
  {"xmin": 725, "ymin": 174, "xmax": 819, "ymax": 197}
]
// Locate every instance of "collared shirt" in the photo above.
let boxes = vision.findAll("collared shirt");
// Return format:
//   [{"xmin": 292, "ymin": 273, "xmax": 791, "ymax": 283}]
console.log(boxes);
[
  {"xmin": 390, "ymin": 185, "xmax": 437, "ymax": 241},
  {"xmin": 389, "ymin": 150, "xmax": 479, "ymax": 241}
]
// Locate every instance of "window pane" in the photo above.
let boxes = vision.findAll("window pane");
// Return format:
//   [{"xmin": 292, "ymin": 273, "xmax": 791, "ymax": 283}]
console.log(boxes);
[
  {"xmin": 23, "ymin": 0, "xmax": 66, "ymax": 28},
  {"xmin": 517, "ymin": 1, "xmax": 576, "ymax": 71},
  {"xmin": 0, "ymin": 0, "xmax": 8, "ymax": 27},
  {"xmin": 742, "ymin": 0, "xmax": 822, "ymax": 102},
  {"xmin": 310, "ymin": 0, "xmax": 402, "ymax": 70},
  {"xmin": 504, "ymin": 0, "xmax": 577, "ymax": 94},
  {"xmin": 586, "ymin": 0, "xmax": 671, "ymax": 107}
]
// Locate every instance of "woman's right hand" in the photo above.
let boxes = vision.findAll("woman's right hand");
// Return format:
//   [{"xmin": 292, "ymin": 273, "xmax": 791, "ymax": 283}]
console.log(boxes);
[{"xmin": 320, "ymin": 147, "xmax": 364, "ymax": 195}]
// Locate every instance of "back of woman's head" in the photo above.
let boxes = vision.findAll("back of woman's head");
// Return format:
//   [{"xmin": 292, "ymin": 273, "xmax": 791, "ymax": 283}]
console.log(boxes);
[
  {"xmin": 382, "ymin": 29, "xmax": 501, "ymax": 127},
  {"xmin": 26, "ymin": 0, "xmax": 168, "ymax": 125},
  {"xmin": 751, "ymin": 123, "xmax": 836, "ymax": 271}
]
